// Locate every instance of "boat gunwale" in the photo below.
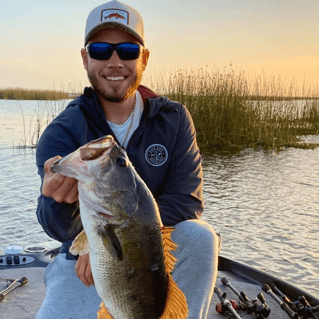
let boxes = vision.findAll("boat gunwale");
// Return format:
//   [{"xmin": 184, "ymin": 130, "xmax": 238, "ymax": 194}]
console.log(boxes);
[{"xmin": 218, "ymin": 255, "xmax": 319, "ymax": 306}]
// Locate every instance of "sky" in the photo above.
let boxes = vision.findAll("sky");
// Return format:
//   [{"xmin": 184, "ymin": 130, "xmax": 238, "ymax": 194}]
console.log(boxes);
[{"xmin": 0, "ymin": 0, "xmax": 318, "ymax": 91}]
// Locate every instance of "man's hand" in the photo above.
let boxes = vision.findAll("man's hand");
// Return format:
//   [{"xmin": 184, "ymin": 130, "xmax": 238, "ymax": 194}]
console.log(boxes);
[
  {"xmin": 42, "ymin": 156, "xmax": 78, "ymax": 203},
  {"xmin": 75, "ymin": 253, "xmax": 94, "ymax": 286}
]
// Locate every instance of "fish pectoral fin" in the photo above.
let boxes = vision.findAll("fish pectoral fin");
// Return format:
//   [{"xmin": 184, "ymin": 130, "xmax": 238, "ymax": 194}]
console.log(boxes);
[
  {"xmin": 98, "ymin": 225, "xmax": 123, "ymax": 261},
  {"xmin": 69, "ymin": 230, "xmax": 89, "ymax": 256},
  {"xmin": 97, "ymin": 302, "xmax": 114, "ymax": 319},
  {"xmin": 160, "ymin": 274, "xmax": 188, "ymax": 319}
]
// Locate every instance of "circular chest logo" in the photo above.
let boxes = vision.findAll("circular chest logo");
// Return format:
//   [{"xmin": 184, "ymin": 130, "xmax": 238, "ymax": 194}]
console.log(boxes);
[{"xmin": 145, "ymin": 144, "xmax": 168, "ymax": 167}]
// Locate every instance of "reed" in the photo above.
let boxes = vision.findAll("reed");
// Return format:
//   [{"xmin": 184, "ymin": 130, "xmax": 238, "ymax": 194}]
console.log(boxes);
[
  {"xmin": 148, "ymin": 67, "xmax": 319, "ymax": 153},
  {"xmin": 16, "ymin": 99, "xmax": 71, "ymax": 149},
  {"xmin": 0, "ymin": 87, "xmax": 74, "ymax": 100},
  {"xmin": 13, "ymin": 67, "xmax": 319, "ymax": 152}
]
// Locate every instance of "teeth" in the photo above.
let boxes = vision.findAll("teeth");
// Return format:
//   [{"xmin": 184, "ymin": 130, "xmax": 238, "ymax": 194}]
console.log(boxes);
[{"xmin": 106, "ymin": 76, "xmax": 125, "ymax": 81}]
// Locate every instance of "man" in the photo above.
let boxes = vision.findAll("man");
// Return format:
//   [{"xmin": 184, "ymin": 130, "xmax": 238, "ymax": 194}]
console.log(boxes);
[{"xmin": 36, "ymin": 1, "xmax": 219, "ymax": 318}]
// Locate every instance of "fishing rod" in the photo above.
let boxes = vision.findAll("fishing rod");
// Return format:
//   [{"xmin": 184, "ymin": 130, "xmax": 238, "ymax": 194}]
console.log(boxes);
[
  {"xmin": 221, "ymin": 277, "xmax": 270, "ymax": 318},
  {"xmin": 214, "ymin": 286, "xmax": 243, "ymax": 319},
  {"xmin": 0, "ymin": 277, "xmax": 28, "ymax": 301},
  {"xmin": 262, "ymin": 284, "xmax": 300, "ymax": 319},
  {"xmin": 268, "ymin": 282, "xmax": 319, "ymax": 319}
]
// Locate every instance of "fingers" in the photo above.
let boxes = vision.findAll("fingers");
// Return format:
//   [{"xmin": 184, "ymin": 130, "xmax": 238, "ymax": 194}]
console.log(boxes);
[
  {"xmin": 51, "ymin": 177, "xmax": 78, "ymax": 203},
  {"xmin": 44, "ymin": 155, "xmax": 61, "ymax": 176},
  {"xmin": 63, "ymin": 180, "xmax": 79, "ymax": 204},
  {"xmin": 42, "ymin": 156, "xmax": 78, "ymax": 203},
  {"xmin": 75, "ymin": 254, "xmax": 94, "ymax": 287}
]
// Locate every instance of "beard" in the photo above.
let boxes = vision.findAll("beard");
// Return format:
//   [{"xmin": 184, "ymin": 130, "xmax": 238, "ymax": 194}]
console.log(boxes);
[{"xmin": 87, "ymin": 69, "xmax": 143, "ymax": 103}]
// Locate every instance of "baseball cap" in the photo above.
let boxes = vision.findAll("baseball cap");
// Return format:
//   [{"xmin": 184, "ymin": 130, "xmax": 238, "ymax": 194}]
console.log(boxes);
[{"xmin": 84, "ymin": 0, "xmax": 145, "ymax": 46}]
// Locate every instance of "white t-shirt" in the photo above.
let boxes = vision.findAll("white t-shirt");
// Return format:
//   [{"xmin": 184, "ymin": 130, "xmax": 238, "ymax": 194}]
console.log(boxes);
[{"xmin": 107, "ymin": 91, "xmax": 144, "ymax": 149}]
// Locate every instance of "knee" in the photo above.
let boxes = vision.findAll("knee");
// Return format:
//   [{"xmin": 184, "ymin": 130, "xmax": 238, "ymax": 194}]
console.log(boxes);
[{"xmin": 172, "ymin": 219, "xmax": 220, "ymax": 254}]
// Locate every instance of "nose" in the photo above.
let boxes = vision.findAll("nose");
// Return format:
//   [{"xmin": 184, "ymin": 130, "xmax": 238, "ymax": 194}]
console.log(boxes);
[
  {"xmin": 116, "ymin": 156, "xmax": 128, "ymax": 167},
  {"xmin": 107, "ymin": 50, "xmax": 124, "ymax": 68}
]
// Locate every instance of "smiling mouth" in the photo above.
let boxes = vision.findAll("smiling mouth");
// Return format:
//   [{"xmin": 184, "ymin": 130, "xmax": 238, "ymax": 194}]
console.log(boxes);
[{"xmin": 105, "ymin": 76, "xmax": 126, "ymax": 82}]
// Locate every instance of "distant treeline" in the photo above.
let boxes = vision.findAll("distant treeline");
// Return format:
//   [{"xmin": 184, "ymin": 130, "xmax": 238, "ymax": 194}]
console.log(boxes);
[
  {"xmin": 0, "ymin": 87, "xmax": 77, "ymax": 100},
  {"xmin": 248, "ymin": 96, "xmax": 319, "ymax": 101}
]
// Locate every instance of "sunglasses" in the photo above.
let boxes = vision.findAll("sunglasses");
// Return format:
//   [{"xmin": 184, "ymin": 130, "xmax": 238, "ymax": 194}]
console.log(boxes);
[{"xmin": 86, "ymin": 42, "xmax": 141, "ymax": 61}]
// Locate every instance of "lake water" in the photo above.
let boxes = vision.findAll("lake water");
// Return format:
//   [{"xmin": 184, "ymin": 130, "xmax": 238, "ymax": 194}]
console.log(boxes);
[{"xmin": 1, "ymin": 99, "xmax": 318, "ymax": 298}]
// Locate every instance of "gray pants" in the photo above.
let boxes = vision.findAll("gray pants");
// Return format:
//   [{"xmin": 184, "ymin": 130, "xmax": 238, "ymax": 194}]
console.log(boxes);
[{"xmin": 36, "ymin": 219, "xmax": 219, "ymax": 319}]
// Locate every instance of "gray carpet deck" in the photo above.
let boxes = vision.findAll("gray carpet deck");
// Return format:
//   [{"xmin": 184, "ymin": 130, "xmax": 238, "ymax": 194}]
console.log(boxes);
[{"xmin": 0, "ymin": 267, "xmax": 291, "ymax": 318}]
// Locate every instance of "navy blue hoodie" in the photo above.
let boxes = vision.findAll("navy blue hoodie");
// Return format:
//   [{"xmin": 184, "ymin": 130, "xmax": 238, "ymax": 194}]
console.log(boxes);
[{"xmin": 36, "ymin": 85, "xmax": 203, "ymax": 257}]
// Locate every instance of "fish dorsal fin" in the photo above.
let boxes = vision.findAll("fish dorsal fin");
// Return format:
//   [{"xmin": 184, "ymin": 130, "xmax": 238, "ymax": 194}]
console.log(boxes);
[
  {"xmin": 160, "ymin": 226, "xmax": 188, "ymax": 319},
  {"xmin": 69, "ymin": 230, "xmax": 89, "ymax": 256},
  {"xmin": 162, "ymin": 227, "xmax": 178, "ymax": 273},
  {"xmin": 98, "ymin": 224, "xmax": 123, "ymax": 261},
  {"xmin": 97, "ymin": 302, "xmax": 114, "ymax": 319}
]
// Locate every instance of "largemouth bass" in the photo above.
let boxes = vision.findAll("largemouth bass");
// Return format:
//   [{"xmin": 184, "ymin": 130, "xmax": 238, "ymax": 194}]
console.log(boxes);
[{"xmin": 51, "ymin": 136, "xmax": 188, "ymax": 319}]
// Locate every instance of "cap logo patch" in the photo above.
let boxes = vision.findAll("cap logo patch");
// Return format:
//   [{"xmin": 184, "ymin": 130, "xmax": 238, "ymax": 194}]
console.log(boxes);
[
  {"xmin": 145, "ymin": 144, "xmax": 168, "ymax": 167},
  {"xmin": 101, "ymin": 9, "xmax": 129, "ymax": 25}
]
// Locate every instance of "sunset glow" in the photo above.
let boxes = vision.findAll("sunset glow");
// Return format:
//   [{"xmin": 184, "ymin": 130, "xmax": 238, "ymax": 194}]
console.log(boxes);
[{"xmin": 1, "ymin": 0, "xmax": 318, "ymax": 90}]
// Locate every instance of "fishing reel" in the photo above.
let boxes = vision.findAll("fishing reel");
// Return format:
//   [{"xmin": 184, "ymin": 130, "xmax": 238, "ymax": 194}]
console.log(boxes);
[
  {"xmin": 238, "ymin": 291, "xmax": 271, "ymax": 318},
  {"xmin": 283, "ymin": 295, "xmax": 319, "ymax": 319},
  {"xmin": 214, "ymin": 286, "xmax": 243, "ymax": 319},
  {"xmin": 221, "ymin": 277, "xmax": 271, "ymax": 318},
  {"xmin": 215, "ymin": 298, "xmax": 239, "ymax": 313},
  {"xmin": 263, "ymin": 282, "xmax": 319, "ymax": 319}
]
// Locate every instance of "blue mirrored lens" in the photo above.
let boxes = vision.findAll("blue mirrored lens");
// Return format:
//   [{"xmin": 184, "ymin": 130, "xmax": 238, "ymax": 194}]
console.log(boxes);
[
  {"xmin": 117, "ymin": 43, "xmax": 140, "ymax": 60},
  {"xmin": 87, "ymin": 43, "xmax": 113, "ymax": 60},
  {"xmin": 87, "ymin": 43, "xmax": 140, "ymax": 61}
]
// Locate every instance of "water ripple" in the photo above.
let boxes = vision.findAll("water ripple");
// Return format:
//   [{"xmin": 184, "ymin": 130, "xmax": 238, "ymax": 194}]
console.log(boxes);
[
  {"xmin": 1, "ymin": 100, "xmax": 319, "ymax": 297},
  {"xmin": 202, "ymin": 147, "xmax": 319, "ymax": 297}
]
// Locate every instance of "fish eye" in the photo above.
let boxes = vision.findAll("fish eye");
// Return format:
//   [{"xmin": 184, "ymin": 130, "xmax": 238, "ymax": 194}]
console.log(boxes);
[{"xmin": 116, "ymin": 156, "xmax": 128, "ymax": 167}]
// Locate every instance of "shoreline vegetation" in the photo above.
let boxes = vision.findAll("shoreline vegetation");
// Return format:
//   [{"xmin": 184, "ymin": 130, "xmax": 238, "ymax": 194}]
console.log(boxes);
[
  {"xmin": 0, "ymin": 87, "xmax": 75, "ymax": 101},
  {"xmin": 153, "ymin": 68, "xmax": 319, "ymax": 154},
  {"xmin": 4, "ymin": 67, "xmax": 319, "ymax": 153}
]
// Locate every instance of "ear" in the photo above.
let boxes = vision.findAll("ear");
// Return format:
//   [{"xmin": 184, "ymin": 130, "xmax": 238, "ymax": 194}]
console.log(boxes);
[
  {"xmin": 81, "ymin": 48, "xmax": 88, "ymax": 70},
  {"xmin": 141, "ymin": 49, "xmax": 150, "ymax": 71}
]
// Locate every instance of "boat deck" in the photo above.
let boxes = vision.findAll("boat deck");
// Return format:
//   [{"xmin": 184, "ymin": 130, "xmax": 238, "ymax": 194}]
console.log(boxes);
[
  {"xmin": 0, "ymin": 263, "xmax": 300, "ymax": 319},
  {"xmin": 1, "ymin": 267, "xmax": 46, "ymax": 319}
]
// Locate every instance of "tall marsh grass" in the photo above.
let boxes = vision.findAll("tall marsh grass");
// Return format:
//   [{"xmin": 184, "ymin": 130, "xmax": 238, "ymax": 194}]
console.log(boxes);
[
  {"xmin": 148, "ymin": 67, "xmax": 319, "ymax": 153},
  {"xmin": 13, "ymin": 67, "xmax": 319, "ymax": 152},
  {"xmin": 16, "ymin": 99, "xmax": 72, "ymax": 149},
  {"xmin": 0, "ymin": 87, "xmax": 77, "ymax": 100}
]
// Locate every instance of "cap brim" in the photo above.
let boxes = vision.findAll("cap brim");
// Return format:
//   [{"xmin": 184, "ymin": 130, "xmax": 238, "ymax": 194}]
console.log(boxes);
[{"xmin": 84, "ymin": 22, "xmax": 144, "ymax": 46}]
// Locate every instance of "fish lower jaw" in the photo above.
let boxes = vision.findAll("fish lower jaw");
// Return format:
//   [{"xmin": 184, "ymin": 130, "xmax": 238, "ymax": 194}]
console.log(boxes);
[{"xmin": 98, "ymin": 211, "xmax": 114, "ymax": 219}]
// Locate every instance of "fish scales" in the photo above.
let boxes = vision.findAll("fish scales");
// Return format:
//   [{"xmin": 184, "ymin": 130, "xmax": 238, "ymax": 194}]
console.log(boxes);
[{"xmin": 51, "ymin": 135, "xmax": 188, "ymax": 319}]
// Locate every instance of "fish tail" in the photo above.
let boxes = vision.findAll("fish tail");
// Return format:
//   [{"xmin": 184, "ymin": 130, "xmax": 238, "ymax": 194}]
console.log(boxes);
[
  {"xmin": 159, "ymin": 273, "xmax": 188, "ymax": 319},
  {"xmin": 97, "ymin": 302, "xmax": 114, "ymax": 319},
  {"xmin": 160, "ymin": 227, "xmax": 188, "ymax": 318}
]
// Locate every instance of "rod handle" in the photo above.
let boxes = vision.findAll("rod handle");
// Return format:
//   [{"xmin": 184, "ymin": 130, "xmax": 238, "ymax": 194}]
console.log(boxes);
[
  {"xmin": 280, "ymin": 303, "xmax": 299, "ymax": 318},
  {"xmin": 221, "ymin": 277, "xmax": 230, "ymax": 285},
  {"xmin": 262, "ymin": 284, "xmax": 299, "ymax": 319},
  {"xmin": 17, "ymin": 277, "xmax": 28, "ymax": 286}
]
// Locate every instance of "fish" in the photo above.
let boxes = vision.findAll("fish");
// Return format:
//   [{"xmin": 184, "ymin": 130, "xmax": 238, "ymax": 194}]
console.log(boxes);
[
  {"xmin": 105, "ymin": 13, "xmax": 126, "ymax": 20},
  {"xmin": 51, "ymin": 135, "xmax": 188, "ymax": 319}
]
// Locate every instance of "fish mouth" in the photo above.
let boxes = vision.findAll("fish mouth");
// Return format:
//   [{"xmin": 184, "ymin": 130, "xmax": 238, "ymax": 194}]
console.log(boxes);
[
  {"xmin": 98, "ymin": 212, "xmax": 114, "ymax": 219},
  {"xmin": 51, "ymin": 157, "xmax": 62, "ymax": 172},
  {"xmin": 80, "ymin": 136, "xmax": 115, "ymax": 161}
]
